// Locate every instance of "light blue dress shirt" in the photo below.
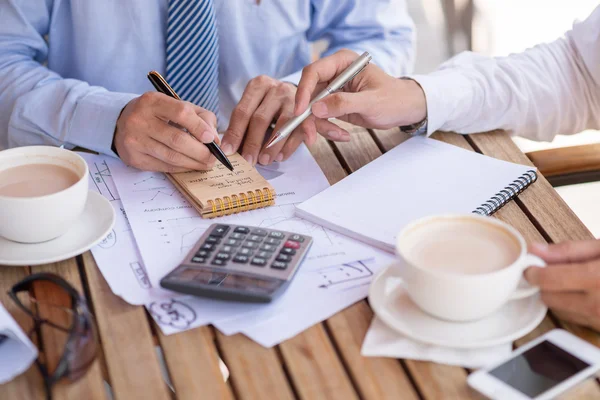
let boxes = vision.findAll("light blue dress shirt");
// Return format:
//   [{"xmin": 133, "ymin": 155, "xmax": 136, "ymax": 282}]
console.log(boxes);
[{"xmin": 0, "ymin": 0, "xmax": 414, "ymax": 156}]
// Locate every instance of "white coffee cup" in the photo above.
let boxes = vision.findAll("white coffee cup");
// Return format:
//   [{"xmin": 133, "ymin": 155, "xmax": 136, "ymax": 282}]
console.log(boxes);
[
  {"xmin": 0, "ymin": 146, "xmax": 89, "ymax": 243},
  {"xmin": 391, "ymin": 214, "xmax": 546, "ymax": 322}
]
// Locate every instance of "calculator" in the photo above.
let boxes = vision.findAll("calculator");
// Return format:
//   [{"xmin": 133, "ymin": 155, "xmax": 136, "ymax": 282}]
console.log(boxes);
[{"xmin": 160, "ymin": 224, "xmax": 313, "ymax": 303}]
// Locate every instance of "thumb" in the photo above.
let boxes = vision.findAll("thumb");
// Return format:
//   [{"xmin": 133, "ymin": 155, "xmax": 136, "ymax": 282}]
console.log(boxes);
[{"xmin": 311, "ymin": 92, "xmax": 370, "ymax": 120}]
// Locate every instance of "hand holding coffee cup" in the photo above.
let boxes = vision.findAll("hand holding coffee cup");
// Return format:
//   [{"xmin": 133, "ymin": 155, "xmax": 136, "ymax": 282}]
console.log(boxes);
[
  {"xmin": 0, "ymin": 146, "xmax": 89, "ymax": 243},
  {"xmin": 392, "ymin": 214, "xmax": 546, "ymax": 322}
]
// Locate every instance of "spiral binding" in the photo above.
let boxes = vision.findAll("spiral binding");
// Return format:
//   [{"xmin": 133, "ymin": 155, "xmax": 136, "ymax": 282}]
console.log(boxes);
[
  {"xmin": 206, "ymin": 188, "xmax": 274, "ymax": 218},
  {"xmin": 472, "ymin": 170, "xmax": 537, "ymax": 216}
]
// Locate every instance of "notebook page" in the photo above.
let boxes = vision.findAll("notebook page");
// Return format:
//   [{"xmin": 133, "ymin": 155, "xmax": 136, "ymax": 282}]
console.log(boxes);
[
  {"xmin": 296, "ymin": 137, "xmax": 535, "ymax": 252},
  {"xmin": 169, "ymin": 153, "xmax": 272, "ymax": 208}
]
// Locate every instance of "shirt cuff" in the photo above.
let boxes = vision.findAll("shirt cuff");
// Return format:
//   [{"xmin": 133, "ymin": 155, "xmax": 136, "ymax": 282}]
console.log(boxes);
[
  {"xmin": 408, "ymin": 72, "xmax": 469, "ymax": 136},
  {"xmin": 68, "ymin": 91, "xmax": 139, "ymax": 157}
]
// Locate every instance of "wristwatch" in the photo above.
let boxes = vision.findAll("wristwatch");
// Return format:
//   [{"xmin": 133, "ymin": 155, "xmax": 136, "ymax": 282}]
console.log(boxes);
[{"xmin": 398, "ymin": 77, "xmax": 428, "ymax": 136}]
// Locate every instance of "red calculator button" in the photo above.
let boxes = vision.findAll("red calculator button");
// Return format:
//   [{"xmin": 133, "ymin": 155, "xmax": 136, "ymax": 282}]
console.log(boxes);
[{"xmin": 284, "ymin": 240, "xmax": 300, "ymax": 249}]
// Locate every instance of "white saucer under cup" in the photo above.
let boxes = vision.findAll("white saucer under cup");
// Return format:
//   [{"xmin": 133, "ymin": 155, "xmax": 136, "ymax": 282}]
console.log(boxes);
[
  {"xmin": 0, "ymin": 191, "xmax": 115, "ymax": 267},
  {"xmin": 369, "ymin": 266, "xmax": 547, "ymax": 349}
]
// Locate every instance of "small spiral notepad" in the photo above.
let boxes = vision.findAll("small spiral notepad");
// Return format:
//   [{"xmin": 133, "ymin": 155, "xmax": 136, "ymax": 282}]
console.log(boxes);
[
  {"xmin": 168, "ymin": 153, "xmax": 275, "ymax": 218},
  {"xmin": 296, "ymin": 137, "xmax": 538, "ymax": 252}
]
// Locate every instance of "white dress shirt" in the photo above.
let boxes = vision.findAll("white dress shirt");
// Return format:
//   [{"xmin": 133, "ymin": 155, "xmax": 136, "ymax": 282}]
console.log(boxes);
[
  {"xmin": 412, "ymin": 5, "xmax": 600, "ymax": 142},
  {"xmin": 0, "ymin": 0, "xmax": 414, "ymax": 155}
]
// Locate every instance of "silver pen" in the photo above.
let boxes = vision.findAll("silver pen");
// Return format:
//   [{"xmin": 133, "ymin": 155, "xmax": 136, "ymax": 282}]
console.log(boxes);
[{"xmin": 265, "ymin": 51, "xmax": 372, "ymax": 149}]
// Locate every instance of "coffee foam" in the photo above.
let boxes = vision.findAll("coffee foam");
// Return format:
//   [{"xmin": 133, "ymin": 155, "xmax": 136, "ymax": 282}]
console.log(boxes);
[{"xmin": 400, "ymin": 217, "xmax": 522, "ymax": 275}]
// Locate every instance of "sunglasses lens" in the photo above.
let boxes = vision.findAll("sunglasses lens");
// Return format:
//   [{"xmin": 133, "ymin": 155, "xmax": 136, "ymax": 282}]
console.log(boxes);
[{"xmin": 64, "ymin": 306, "xmax": 97, "ymax": 381}]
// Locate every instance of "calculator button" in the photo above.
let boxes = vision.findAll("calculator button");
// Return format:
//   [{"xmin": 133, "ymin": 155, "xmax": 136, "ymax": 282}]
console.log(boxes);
[
  {"xmin": 265, "ymin": 238, "xmax": 281, "ymax": 245},
  {"xmin": 221, "ymin": 246, "xmax": 234, "ymax": 253},
  {"xmin": 215, "ymin": 252, "xmax": 231, "ymax": 261},
  {"xmin": 256, "ymin": 251, "xmax": 273, "ymax": 259},
  {"xmin": 284, "ymin": 240, "xmax": 301, "ymax": 249},
  {"xmin": 242, "ymin": 242, "xmax": 259, "ymax": 249},
  {"xmin": 251, "ymin": 229, "xmax": 268, "ymax": 237},
  {"xmin": 233, "ymin": 255, "xmax": 249, "ymax": 264},
  {"xmin": 260, "ymin": 244, "xmax": 276, "ymax": 252},
  {"xmin": 289, "ymin": 234, "xmax": 305, "ymax": 243},
  {"xmin": 271, "ymin": 261, "xmax": 288, "ymax": 270},
  {"xmin": 251, "ymin": 257, "xmax": 267, "ymax": 266},
  {"xmin": 234, "ymin": 226, "xmax": 250, "ymax": 234},
  {"xmin": 212, "ymin": 258, "xmax": 227, "ymax": 266},
  {"xmin": 196, "ymin": 250, "xmax": 211, "ymax": 257},
  {"xmin": 231, "ymin": 233, "xmax": 246, "ymax": 240},
  {"xmin": 280, "ymin": 248, "xmax": 296, "ymax": 255},
  {"xmin": 212, "ymin": 225, "xmax": 230, "ymax": 237},
  {"xmin": 201, "ymin": 243, "xmax": 215, "ymax": 251},
  {"xmin": 205, "ymin": 236, "xmax": 221, "ymax": 244},
  {"xmin": 225, "ymin": 239, "xmax": 240, "ymax": 246},
  {"xmin": 247, "ymin": 235, "xmax": 263, "ymax": 242},
  {"xmin": 269, "ymin": 231, "xmax": 284, "ymax": 239},
  {"xmin": 192, "ymin": 256, "xmax": 206, "ymax": 263},
  {"xmin": 276, "ymin": 254, "xmax": 291, "ymax": 262},
  {"xmin": 238, "ymin": 248, "xmax": 252, "ymax": 256}
]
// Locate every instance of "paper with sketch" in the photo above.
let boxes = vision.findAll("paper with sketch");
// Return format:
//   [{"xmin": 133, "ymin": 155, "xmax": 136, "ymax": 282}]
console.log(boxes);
[
  {"xmin": 106, "ymin": 144, "xmax": 331, "ymax": 290},
  {"xmin": 0, "ymin": 303, "xmax": 38, "ymax": 384}
]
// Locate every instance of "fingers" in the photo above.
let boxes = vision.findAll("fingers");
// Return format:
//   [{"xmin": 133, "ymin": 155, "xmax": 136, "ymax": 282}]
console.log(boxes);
[
  {"xmin": 280, "ymin": 130, "xmax": 305, "ymax": 161},
  {"xmin": 311, "ymin": 91, "xmax": 369, "ymax": 120},
  {"xmin": 149, "ymin": 120, "xmax": 213, "ymax": 165},
  {"xmin": 299, "ymin": 117, "xmax": 318, "ymax": 146},
  {"xmin": 243, "ymin": 88, "xmax": 283, "ymax": 165},
  {"xmin": 530, "ymin": 240, "xmax": 600, "ymax": 264},
  {"xmin": 314, "ymin": 118, "xmax": 350, "ymax": 142},
  {"xmin": 222, "ymin": 76, "xmax": 275, "ymax": 156},
  {"xmin": 295, "ymin": 49, "xmax": 360, "ymax": 115},
  {"xmin": 132, "ymin": 153, "xmax": 192, "ymax": 173},
  {"xmin": 144, "ymin": 92, "xmax": 218, "ymax": 144},
  {"xmin": 144, "ymin": 137, "xmax": 215, "ymax": 171},
  {"xmin": 525, "ymin": 260, "xmax": 600, "ymax": 292}
]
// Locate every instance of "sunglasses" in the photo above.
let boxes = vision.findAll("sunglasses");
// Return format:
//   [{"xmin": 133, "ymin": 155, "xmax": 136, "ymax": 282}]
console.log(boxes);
[{"xmin": 8, "ymin": 273, "xmax": 98, "ymax": 400}]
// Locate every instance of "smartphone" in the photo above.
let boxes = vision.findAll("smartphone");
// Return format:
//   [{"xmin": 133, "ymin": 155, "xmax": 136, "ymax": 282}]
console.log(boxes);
[{"xmin": 468, "ymin": 329, "xmax": 600, "ymax": 400}]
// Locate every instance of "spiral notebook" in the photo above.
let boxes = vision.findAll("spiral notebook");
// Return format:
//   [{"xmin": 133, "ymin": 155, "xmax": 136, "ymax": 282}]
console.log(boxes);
[
  {"xmin": 296, "ymin": 137, "xmax": 537, "ymax": 252},
  {"xmin": 168, "ymin": 153, "xmax": 275, "ymax": 218}
]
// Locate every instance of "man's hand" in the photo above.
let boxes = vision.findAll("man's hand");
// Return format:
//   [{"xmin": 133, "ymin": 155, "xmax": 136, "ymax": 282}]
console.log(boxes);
[
  {"xmin": 526, "ymin": 240, "xmax": 600, "ymax": 332},
  {"xmin": 295, "ymin": 49, "xmax": 428, "ymax": 140},
  {"xmin": 221, "ymin": 75, "xmax": 350, "ymax": 166},
  {"xmin": 114, "ymin": 92, "xmax": 219, "ymax": 172}
]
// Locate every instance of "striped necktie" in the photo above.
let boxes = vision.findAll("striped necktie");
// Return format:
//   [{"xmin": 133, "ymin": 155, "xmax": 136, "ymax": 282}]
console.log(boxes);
[{"xmin": 166, "ymin": 0, "xmax": 219, "ymax": 117}]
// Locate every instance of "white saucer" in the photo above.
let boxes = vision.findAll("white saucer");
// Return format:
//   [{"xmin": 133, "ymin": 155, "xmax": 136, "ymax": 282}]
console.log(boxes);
[
  {"xmin": 369, "ymin": 266, "xmax": 548, "ymax": 349},
  {"xmin": 0, "ymin": 192, "xmax": 115, "ymax": 266}
]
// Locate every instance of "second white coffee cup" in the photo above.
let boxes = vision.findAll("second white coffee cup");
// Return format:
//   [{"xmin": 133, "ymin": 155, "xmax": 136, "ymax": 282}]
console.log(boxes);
[{"xmin": 391, "ymin": 214, "xmax": 546, "ymax": 322}]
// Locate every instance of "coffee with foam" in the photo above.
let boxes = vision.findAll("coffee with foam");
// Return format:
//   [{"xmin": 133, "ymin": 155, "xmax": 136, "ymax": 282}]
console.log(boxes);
[{"xmin": 402, "ymin": 217, "xmax": 521, "ymax": 275}]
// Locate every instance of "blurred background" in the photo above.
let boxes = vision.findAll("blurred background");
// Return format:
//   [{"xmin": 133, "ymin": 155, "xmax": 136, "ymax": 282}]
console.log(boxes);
[{"xmin": 410, "ymin": 0, "xmax": 600, "ymax": 237}]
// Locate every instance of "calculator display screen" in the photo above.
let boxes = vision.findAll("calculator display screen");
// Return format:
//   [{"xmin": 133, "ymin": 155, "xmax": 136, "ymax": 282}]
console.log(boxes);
[{"xmin": 183, "ymin": 268, "xmax": 283, "ymax": 294}]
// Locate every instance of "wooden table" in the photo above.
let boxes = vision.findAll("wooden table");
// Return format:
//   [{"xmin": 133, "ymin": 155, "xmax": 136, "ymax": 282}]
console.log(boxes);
[{"xmin": 2, "ymin": 125, "xmax": 600, "ymax": 400}]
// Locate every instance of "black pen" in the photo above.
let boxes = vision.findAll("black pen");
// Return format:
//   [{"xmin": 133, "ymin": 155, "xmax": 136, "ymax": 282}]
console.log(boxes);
[{"xmin": 147, "ymin": 70, "xmax": 233, "ymax": 171}]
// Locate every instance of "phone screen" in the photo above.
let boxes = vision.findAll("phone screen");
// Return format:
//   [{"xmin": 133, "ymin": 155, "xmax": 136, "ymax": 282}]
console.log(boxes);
[{"xmin": 490, "ymin": 340, "xmax": 589, "ymax": 397}]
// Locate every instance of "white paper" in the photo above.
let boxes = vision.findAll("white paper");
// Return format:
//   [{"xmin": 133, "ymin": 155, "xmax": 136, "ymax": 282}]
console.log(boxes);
[
  {"xmin": 296, "ymin": 137, "xmax": 536, "ymax": 252},
  {"xmin": 0, "ymin": 303, "xmax": 38, "ymax": 384},
  {"xmin": 361, "ymin": 317, "xmax": 511, "ymax": 369}
]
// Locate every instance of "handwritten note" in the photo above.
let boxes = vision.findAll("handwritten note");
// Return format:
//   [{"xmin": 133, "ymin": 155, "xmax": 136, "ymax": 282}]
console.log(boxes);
[{"xmin": 167, "ymin": 153, "xmax": 275, "ymax": 217}]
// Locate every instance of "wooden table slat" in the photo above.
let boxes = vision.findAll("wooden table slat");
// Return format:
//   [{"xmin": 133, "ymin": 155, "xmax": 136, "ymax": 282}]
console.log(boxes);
[
  {"xmin": 215, "ymin": 332, "xmax": 296, "ymax": 400},
  {"xmin": 80, "ymin": 252, "xmax": 171, "ymax": 400},
  {"xmin": 157, "ymin": 326, "xmax": 234, "ymax": 400}
]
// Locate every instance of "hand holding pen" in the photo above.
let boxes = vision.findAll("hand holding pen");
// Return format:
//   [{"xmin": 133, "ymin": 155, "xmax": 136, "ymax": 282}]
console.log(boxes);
[
  {"xmin": 113, "ymin": 74, "xmax": 229, "ymax": 173},
  {"xmin": 288, "ymin": 50, "xmax": 427, "ymax": 143}
]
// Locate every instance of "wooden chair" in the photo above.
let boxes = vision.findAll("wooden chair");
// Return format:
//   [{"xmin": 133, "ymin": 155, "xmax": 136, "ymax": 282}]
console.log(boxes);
[{"xmin": 526, "ymin": 144, "xmax": 600, "ymax": 187}]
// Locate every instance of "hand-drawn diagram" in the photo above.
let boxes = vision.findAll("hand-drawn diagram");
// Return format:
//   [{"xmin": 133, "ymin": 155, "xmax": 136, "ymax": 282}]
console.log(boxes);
[
  {"xmin": 130, "ymin": 262, "xmax": 152, "ymax": 289},
  {"xmin": 89, "ymin": 160, "xmax": 119, "ymax": 201},
  {"xmin": 133, "ymin": 174, "xmax": 167, "ymax": 186},
  {"xmin": 148, "ymin": 298, "xmax": 197, "ymax": 330},
  {"xmin": 256, "ymin": 164, "xmax": 285, "ymax": 181},
  {"xmin": 98, "ymin": 229, "xmax": 117, "ymax": 249},
  {"xmin": 257, "ymin": 205, "xmax": 336, "ymax": 246},
  {"xmin": 315, "ymin": 260, "xmax": 374, "ymax": 289}
]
